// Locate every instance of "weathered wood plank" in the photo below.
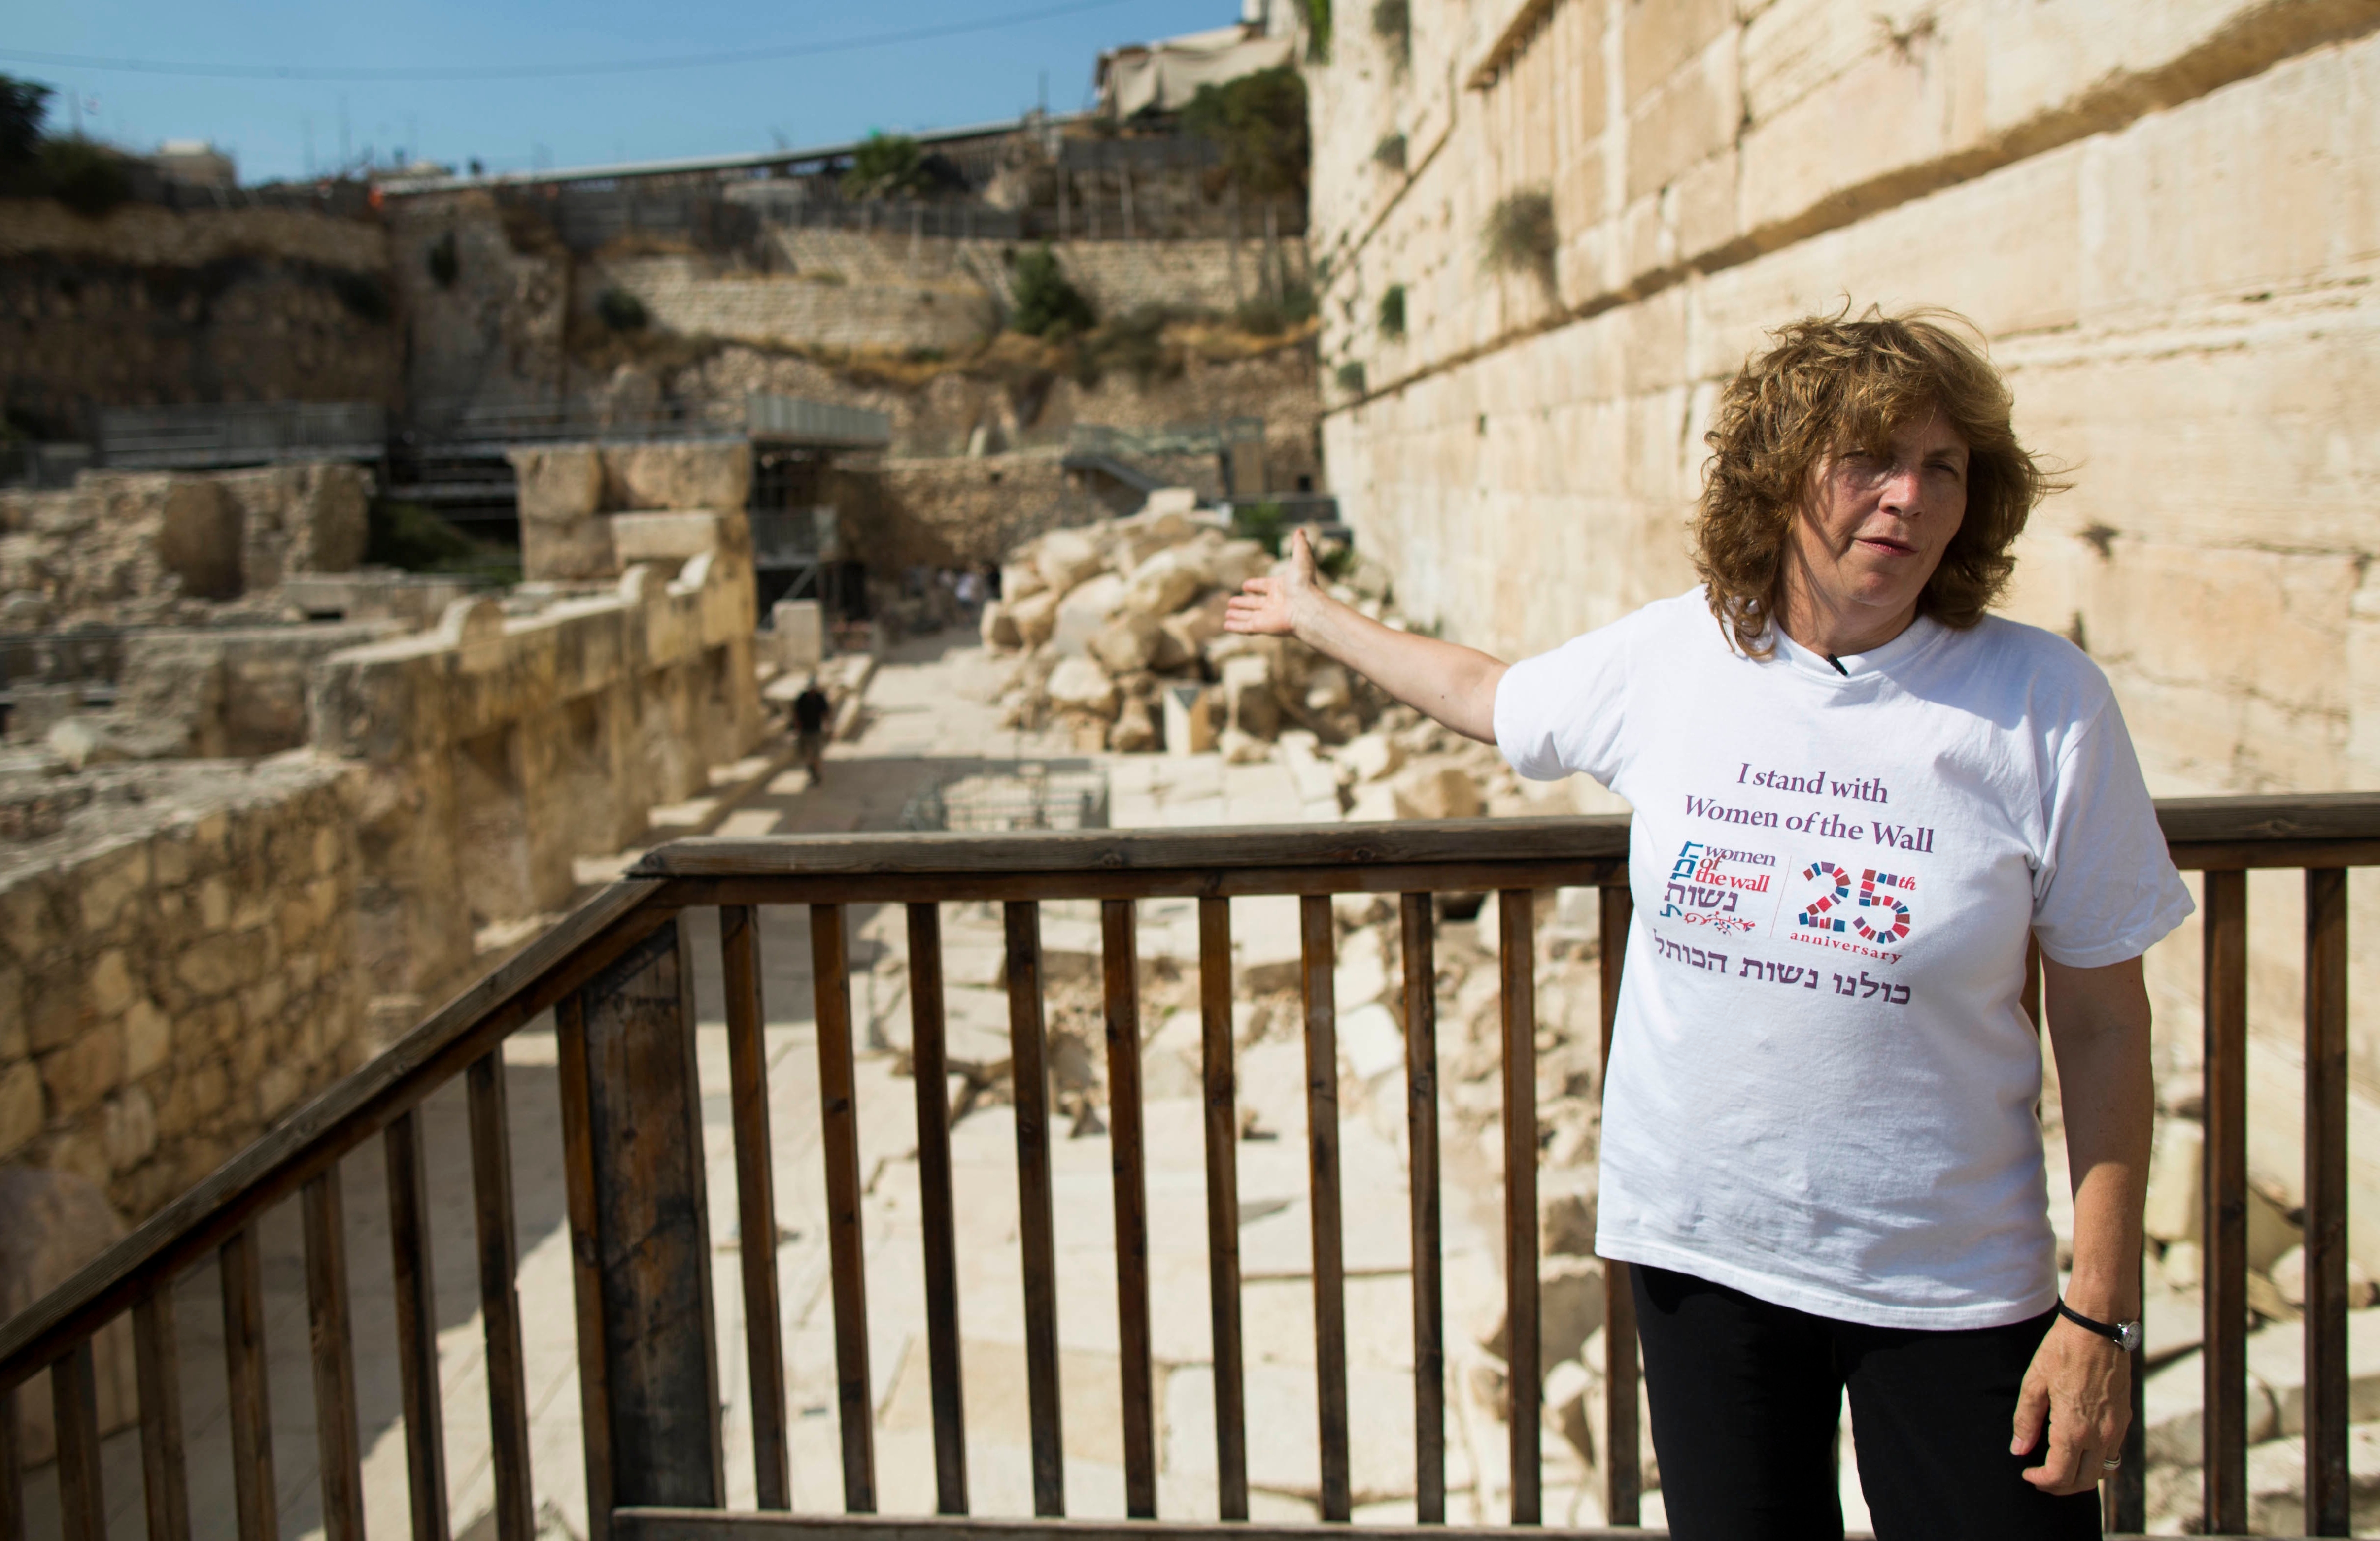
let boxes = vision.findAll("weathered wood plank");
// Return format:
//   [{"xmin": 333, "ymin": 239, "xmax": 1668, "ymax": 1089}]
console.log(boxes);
[
  {"xmin": 2203, "ymin": 869, "xmax": 2249, "ymax": 1534},
  {"xmin": 580, "ymin": 914, "xmax": 727, "ymax": 1510},
  {"xmin": 722, "ymin": 904, "xmax": 792, "ymax": 1511},
  {"xmin": 1499, "ymin": 889, "xmax": 1540, "ymax": 1526},
  {"xmin": 1103, "ymin": 899, "xmax": 1158, "ymax": 1518},
  {"xmin": 134, "ymin": 1284, "xmax": 192, "ymax": 1541},
  {"xmin": 2305, "ymin": 867, "xmax": 2350, "ymax": 1535},
  {"xmin": 1006, "ymin": 900, "xmax": 1066, "ymax": 1518},
  {"xmin": 52, "ymin": 1339, "xmax": 104, "ymax": 1541},
  {"xmin": 303, "ymin": 1171, "xmax": 366, "ymax": 1541},
  {"xmin": 638, "ymin": 818, "xmax": 1636, "ymax": 879},
  {"xmin": 469, "ymin": 1051, "xmax": 536, "ymax": 1541},
  {"xmin": 656, "ymin": 859, "xmax": 1628, "ymax": 911},
  {"xmin": 554, "ymin": 996, "xmax": 615, "ymax": 1541},
  {"xmin": 2155, "ymin": 793, "xmax": 2380, "ymax": 847},
  {"xmin": 221, "ymin": 1224, "xmax": 278, "ymax": 1541},
  {"xmin": 384, "ymin": 1107, "xmax": 453, "ymax": 1541},
  {"xmin": 1300, "ymin": 895, "xmax": 1351, "ymax": 1522},
  {"xmin": 0, "ymin": 878, "xmax": 671, "ymax": 1394},
  {"xmin": 1197, "ymin": 897, "xmax": 1248, "ymax": 1521},
  {"xmin": 1597, "ymin": 885, "xmax": 1638, "ymax": 1528},
  {"xmin": 906, "ymin": 902, "xmax": 970, "ymax": 1516},
  {"xmin": 1399, "ymin": 893, "xmax": 1445, "ymax": 1525},
  {"xmin": 812, "ymin": 902, "xmax": 878, "ymax": 1513},
  {"xmin": 611, "ymin": 1508, "xmax": 1677, "ymax": 1541}
]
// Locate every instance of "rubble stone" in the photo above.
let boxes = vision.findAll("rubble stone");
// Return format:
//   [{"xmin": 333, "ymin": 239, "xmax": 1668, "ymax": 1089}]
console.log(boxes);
[
  {"xmin": 1340, "ymin": 731, "xmax": 1405, "ymax": 783},
  {"xmin": 1391, "ymin": 763, "xmax": 1483, "ymax": 821},
  {"xmin": 1089, "ymin": 614, "xmax": 1167, "ymax": 677},
  {"xmin": 1046, "ymin": 658, "xmax": 1121, "ymax": 719},
  {"xmin": 1123, "ymin": 546, "xmax": 1210, "ymax": 617},
  {"xmin": 1009, "ymin": 589, "xmax": 1061, "ymax": 647},
  {"xmin": 1053, "ymin": 573, "xmax": 1126, "ymax": 656},
  {"xmin": 1036, "ymin": 529, "xmax": 1107, "ymax": 596}
]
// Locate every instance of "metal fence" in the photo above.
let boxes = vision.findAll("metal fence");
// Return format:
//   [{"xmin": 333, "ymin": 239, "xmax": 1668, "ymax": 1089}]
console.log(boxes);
[{"xmin": 94, "ymin": 402, "xmax": 389, "ymax": 471}]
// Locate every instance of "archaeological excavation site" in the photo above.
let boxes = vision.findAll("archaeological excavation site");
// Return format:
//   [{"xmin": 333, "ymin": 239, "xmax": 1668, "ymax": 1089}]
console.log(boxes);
[{"xmin": 3, "ymin": 1, "xmax": 2380, "ymax": 1538}]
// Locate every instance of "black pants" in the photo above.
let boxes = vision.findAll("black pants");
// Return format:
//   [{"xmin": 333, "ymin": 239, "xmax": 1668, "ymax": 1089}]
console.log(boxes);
[{"xmin": 1631, "ymin": 1264, "xmax": 2100, "ymax": 1541}]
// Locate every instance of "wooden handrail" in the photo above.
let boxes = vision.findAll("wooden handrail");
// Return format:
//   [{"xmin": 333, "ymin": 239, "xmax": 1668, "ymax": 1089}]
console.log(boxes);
[{"xmin": 7, "ymin": 794, "xmax": 2380, "ymax": 1540}]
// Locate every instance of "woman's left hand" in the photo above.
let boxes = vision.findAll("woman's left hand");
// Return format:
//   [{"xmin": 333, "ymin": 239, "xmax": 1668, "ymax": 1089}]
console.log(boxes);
[{"xmin": 2010, "ymin": 1315, "xmax": 2132, "ymax": 1493}]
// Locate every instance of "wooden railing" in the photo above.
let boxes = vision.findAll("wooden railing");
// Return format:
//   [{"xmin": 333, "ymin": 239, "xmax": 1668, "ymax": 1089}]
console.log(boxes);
[{"xmin": 3, "ymin": 796, "xmax": 2378, "ymax": 1541}]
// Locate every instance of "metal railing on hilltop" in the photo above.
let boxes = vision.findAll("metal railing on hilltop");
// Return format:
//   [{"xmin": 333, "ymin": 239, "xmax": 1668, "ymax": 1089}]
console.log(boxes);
[{"xmin": 3, "ymin": 796, "xmax": 2376, "ymax": 1540}]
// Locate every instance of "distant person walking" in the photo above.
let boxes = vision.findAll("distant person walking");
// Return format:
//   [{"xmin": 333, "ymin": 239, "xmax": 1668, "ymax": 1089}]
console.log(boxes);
[
  {"xmin": 1227, "ymin": 309, "xmax": 2185, "ymax": 1540},
  {"xmin": 790, "ymin": 678, "xmax": 832, "ymax": 787}
]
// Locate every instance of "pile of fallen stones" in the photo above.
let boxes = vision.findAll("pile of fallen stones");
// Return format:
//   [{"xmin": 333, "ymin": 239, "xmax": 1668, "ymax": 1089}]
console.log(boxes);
[{"xmin": 978, "ymin": 495, "xmax": 1403, "ymax": 758}]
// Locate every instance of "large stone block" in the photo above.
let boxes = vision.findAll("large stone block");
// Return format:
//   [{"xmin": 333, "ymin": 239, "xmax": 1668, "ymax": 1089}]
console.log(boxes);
[{"xmin": 602, "ymin": 440, "xmax": 750, "ymax": 513}]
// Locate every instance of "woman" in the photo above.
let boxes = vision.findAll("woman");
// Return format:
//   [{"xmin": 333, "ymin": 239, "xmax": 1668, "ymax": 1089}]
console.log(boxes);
[{"xmin": 1225, "ymin": 310, "xmax": 2188, "ymax": 1540}]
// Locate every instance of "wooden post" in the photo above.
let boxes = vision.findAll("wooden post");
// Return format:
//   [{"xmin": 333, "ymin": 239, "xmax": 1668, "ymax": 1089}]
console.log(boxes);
[{"xmin": 576, "ymin": 913, "xmax": 727, "ymax": 1509}]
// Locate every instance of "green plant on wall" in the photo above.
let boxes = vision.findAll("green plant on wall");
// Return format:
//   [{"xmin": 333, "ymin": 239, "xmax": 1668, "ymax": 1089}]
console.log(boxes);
[
  {"xmin": 1293, "ymin": 0, "xmax": 1333, "ymax": 61},
  {"xmin": 596, "ymin": 287, "xmax": 649, "ymax": 332},
  {"xmin": 1009, "ymin": 246, "xmax": 1096, "ymax": 339},
  {"xmin": 1378, "ymin": 284, "xmax": 1406, "ymax": 339},
  {"xmin": 1371, "ymin": 0, "xmax": 1410, "ymax": 72},
  {"xmin": 1335, "ymin": 360, "xmax": 1367, "ymax": 396},
  {"xmin": 1481, "ymin": 188, "xmax": 1557, "ymax": 289},
  {"xmin": 1371, "ymin": 133, "xmax": 1407, "ymax": 173}
]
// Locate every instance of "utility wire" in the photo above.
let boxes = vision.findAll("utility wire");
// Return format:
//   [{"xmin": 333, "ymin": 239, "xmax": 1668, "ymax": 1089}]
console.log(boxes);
[{"xmin": 0, "ymin": 0, "xmax": 1142, "ymax": 82}]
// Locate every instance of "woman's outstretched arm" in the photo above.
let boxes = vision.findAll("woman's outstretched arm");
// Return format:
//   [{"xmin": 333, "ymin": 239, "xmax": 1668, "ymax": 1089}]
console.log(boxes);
[{"xmin": 1224, "ymin": 528, "xmax": 1509, "ymax": 743}]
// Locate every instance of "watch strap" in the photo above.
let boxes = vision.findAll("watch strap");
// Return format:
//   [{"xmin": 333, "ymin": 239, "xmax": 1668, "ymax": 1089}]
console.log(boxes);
[{"xmin": 2056, "ymin": 1299, "xmax": 2136, "ymax": 1346}]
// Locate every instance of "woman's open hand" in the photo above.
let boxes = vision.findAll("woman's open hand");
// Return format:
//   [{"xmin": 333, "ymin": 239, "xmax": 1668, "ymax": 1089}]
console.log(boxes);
[
  {"xmin": 2011, "ymin": 1316, "xmax": 2132, "ymax": 1494},
  {"xmin": 1224, "ymin": 526, "xmax": 1319, "ymax": 638}
]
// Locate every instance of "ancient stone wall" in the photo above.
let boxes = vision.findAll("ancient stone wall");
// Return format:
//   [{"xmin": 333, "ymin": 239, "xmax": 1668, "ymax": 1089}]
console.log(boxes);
[
  {"xmin": 1307, "ymin": 0, "xmax": 2380, "ymax": 1253},
  {"xmin": 0, "ymin": 462, "xmax": 369, "ymax": 624},
  {"xmin": 585, "ymin": 254, "xmax": 993, "ymax": 354},
  {"xmin": 0, "ymin": 756, "xmax": 365, "ymax": 1220},
  {"xmin": 0, "ymin": 199, "xmax": 400, "ymax": 438},
  {"xmin": 310, "ymin": 534, "xmax": 764, "ymax": 1007}
]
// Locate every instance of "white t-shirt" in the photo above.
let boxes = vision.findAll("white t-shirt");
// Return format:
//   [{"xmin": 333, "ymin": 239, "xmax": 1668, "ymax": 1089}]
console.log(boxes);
[{"xmin": 1494, "ymin": 590, "xmax": 2193, "ymax": 1329}]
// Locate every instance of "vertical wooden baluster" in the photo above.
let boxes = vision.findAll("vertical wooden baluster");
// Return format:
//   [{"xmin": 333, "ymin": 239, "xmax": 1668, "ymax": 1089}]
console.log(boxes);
[
  {"xmin": 135, "ymin": 1283, "xmax": 192, "ymax": 1541},
  {"xmin": 2201, "ymin": 869, "xmax": 2248, "ymax": 1534},
  {"xmin": 303, "ymin": 1171, "xmax": 366, "ymax": 1541},
  {"xmin": 221, "ymin": 1223, "xmax": 278, "ymax": 1541},
  {"xmin": 1299, "ymin": 894, "xmax": 1351, "ymax": 1522},
  {"xmin": 1597, "ymin": 884, "xmax": 1639, "ymax": 1527},
  {"xmin": 811, "ymin": 902, "xmax": 877, "ymax": 1513},
  {"xmin": 553, "ymin": 998, "xmax": 614, "ymax": 1541},
  {"xmin": 721, "ymin": 904, "xmax": 792, "ymax": 1510},
  {"xmin": 469, "ymin": 1049, "xmax": 536, "ymax": 1541},
  {"xmin": 1401, "ymin": 894, "xmax": 1446, "ymax": 1524},
  {"xmin": 1198, "ymin": 896, "xmax": 1249, "ymax": 1521},
  {"xmin": 0, "ymin": 1380, "xmax": 21, "ymax": 1541},
  {"xmin": 2020, "ymin": 935, "xmax": 2042, "ymax": 1031},
  {"xmin": 907, "ymin": 902, "xmax": 970, "ymax": 1515},
  {"xmin": 1006, "ymin": 899, "xmax": 1067, "ymax": 1517},
  {"xmin": 2306, "ymin": 867, "xmax": 2349, "ymax": 1535},
  {"xmin": 385, "ymin": 1107, "xmax": 454, "ymax": 1541},
  {"xmin": 1499, "ymin": 889, "xmax": 1541, "ymax": 1525},
  {"xmin": 1104, "ymin": 899, "xmax": 1159, "ymax": 1517},
  {"xmin": 53, "ymin": 1339, "xmax": 104, "ymax": 1541},
  {"xmin": 575, "ymin": 914, "xmax": 725, "ymax": 1511}
]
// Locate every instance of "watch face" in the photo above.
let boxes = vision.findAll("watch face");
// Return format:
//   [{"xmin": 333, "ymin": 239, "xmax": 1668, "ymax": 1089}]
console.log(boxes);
[{"xmin": 2117, "ymin": 1320, "xmax": 2143, "ymax": 1354}]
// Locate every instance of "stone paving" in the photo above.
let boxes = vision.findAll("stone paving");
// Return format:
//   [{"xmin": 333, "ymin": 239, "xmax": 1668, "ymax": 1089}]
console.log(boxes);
[{"xmin": 19, "ymin": 632, "xmax": 1891, "ymax": 1539}]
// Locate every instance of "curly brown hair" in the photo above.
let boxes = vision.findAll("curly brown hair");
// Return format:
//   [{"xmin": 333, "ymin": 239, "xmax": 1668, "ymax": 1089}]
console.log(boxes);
[{"xmin": 1691, "ymin": 307, "xmax": 2057, "ymax": 656}]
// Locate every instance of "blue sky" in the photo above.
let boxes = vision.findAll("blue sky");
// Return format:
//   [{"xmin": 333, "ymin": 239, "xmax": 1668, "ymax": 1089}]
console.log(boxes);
[{"xmin": 2, "ymin": 0, "xmax": 1235, "ymax": 183}]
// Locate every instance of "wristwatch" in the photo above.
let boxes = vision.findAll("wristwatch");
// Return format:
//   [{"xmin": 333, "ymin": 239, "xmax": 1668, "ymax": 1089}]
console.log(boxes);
[{"xmin": 2057, "ymin": 1299, "xmax": 2143, "ymax": 1354}]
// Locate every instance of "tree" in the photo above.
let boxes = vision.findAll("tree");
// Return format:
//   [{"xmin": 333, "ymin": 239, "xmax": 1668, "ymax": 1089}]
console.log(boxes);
[
  {"xmin": 1183, "ymin": 66, "xmax": 1310, "ymax": 201},
  {"xmin": 843, "ymin": 133, "xmax": 964, "ymax": 201},
  {"xmin": 0, "ymin": 75, "xmax": 49, "ymax": 166}
]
